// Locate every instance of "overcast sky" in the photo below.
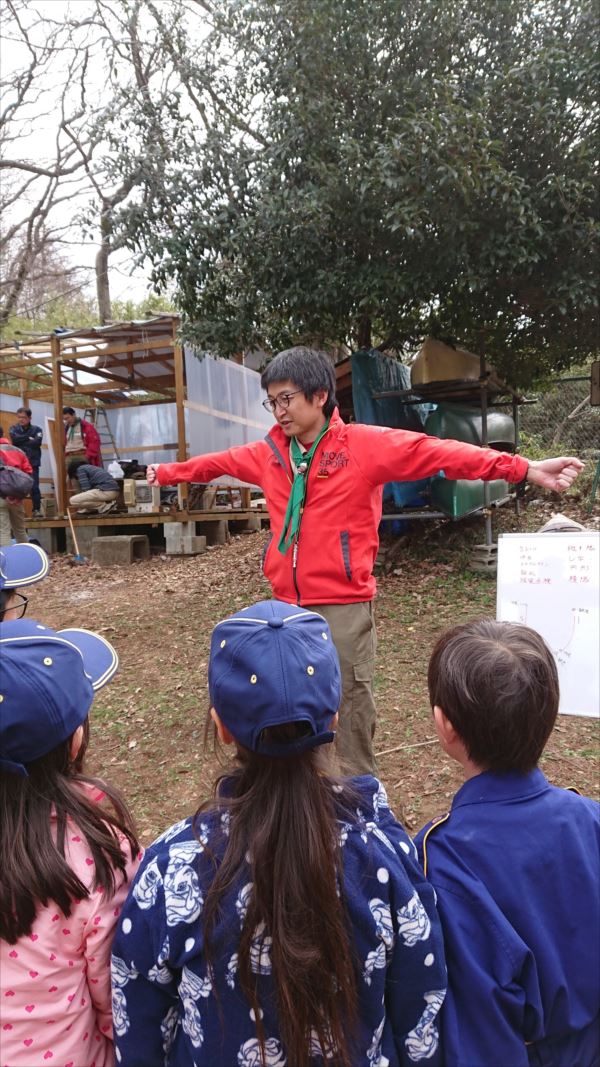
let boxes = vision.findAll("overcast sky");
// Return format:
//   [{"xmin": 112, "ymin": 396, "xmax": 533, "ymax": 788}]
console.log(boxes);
[{"xmin": 1, "ymin": 0, "xmax": 157, "ymax": 308}]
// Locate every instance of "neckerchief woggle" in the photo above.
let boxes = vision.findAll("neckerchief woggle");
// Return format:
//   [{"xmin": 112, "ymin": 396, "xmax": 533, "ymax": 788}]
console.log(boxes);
[{"xmin": 278, "ymin": 417, "xmax": 330, "ymax": 554}]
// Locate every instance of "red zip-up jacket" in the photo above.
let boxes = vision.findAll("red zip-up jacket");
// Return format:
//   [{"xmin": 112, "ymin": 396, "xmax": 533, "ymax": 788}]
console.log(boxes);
[
  {"xmin": 64, "ymin": 419, "xmax": 102, "ymax": 466},
  {"xmin": 156, "ymin": 410, "xmax": 528, "ymax": 605},
  {"xmin": 0, "ymin": 438, "xmax": 33, "ymax": 475}
]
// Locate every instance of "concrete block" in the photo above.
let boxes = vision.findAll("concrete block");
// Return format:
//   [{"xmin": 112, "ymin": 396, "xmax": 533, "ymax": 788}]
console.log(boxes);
[
  {"xmin": 201, "ymin": 519, "xmax": 230, "ymax": 546},
  {"xmin": 231, "ymin": 513, "xmax": 262, "ymax": 533},
  {"xmin": 469, "ymin": 542, "xmax": 498, "ymax": 575},
  {"xmin": 181, "ymin": 536, "xmax": 207, "ymax": 555},
  {"xmin": 29, "ymin": 526, "xmax": 60, "ymax": 554},
  {"xmin": 67, "ymin": 525, "xmax": 100, "ymax": 557},
  {"xmin": 91, "ymin": 535, "xmax": 150, "ymax": 566},
  {"xmin": 165, "ymin": 521, "xmax": 191, "ymax": 553},
  {"xmin": 164, "ymin": 521, "xmax": 206, "ymax": 555}
]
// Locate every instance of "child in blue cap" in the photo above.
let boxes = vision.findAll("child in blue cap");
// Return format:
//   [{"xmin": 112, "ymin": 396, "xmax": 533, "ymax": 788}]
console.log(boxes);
[
  {"xmin": 0, "ymin": 541, "xmax": 50, "ymax": 621},
  {"xmin": 112, "ymin": 599, "xmax": 446, "ymax": 1067},
  {"xmin": 415, "ymin": 620, "xmax": 600, "ymax": 1067},
  {"xmin": 0, "ymin": 618, "xmax": 140, "ymax": 1067}
]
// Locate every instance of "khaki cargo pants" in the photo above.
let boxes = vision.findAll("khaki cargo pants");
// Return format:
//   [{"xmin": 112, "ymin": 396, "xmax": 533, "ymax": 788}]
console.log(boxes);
[
  {"xmin": 311, "ymin": 601, "xmax": 377, "ymax": 777},
  {"xmin": 0, "ymin": 498, "xmax": 28, "ymax": 545}
]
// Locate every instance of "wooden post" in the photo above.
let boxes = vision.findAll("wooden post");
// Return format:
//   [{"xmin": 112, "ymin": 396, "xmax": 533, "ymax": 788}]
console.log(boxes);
[
  {"xmin": 51, "ymin": 334, "xmax": 67, "ymax": 516},
  {"xmin": 173, "ymin": 326, "xmax": 188, "ymax": 508},
  {"xmin": 478, "ymin": 338, "xmax": 492, "ymax": 547}
]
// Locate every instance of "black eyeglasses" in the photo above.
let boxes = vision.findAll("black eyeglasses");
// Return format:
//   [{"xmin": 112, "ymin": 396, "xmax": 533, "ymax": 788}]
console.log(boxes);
[
  {"xmin": 262, "ymin": 390, "xmax": 303, "ymax": 413},
  {"xmin": 0, "ymin": 591, "xmax": 28, "ymax": 620}
]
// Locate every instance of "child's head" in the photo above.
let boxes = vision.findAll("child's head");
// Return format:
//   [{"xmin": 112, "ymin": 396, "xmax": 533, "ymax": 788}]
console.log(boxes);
[
  {"xmin": 0, "ymin": 619, "xmax": 136, "ymax": 944},
  {"xmin": 204, "ymin": 601, "xmax": 357, "ymax": 1067},
  {"xmin": 260, "ymin": 347, "xmax": 338, "ymax": 417},
  {"xmin": 0, "ymin": 618, "xmax": 118, "ymax": 777},
  {"xmin": 428, "ymin": 619, "xmax": 559, "ymax": 774},
  {"xmin": 208, "ymin": 598, "xmax": 341, "ymax": 755},
  {"xmin": 0, "ymin": 542, "xmax": 50, "ymax": 621}
]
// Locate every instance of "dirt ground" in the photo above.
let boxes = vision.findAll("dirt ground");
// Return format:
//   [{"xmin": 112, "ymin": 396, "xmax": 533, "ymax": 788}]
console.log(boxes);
[{"xmin": 28, "ymin": 490, "xmax": 599, "ymax": 844}]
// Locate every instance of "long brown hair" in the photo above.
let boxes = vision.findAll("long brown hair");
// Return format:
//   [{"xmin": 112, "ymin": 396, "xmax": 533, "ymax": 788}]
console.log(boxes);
[
  {"xmin": 199, "ymin": 722, "xmax": 358, "ymax": 1067},
  {"xmin": 0, "ymin": 720, "xmax": 139, "ymax": 943}
]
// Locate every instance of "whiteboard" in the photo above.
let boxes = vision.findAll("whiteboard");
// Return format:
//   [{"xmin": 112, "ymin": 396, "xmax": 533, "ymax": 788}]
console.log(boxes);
[{"xmin": 497, "ymin": 533, "xmax": 599, "ymax": 718}]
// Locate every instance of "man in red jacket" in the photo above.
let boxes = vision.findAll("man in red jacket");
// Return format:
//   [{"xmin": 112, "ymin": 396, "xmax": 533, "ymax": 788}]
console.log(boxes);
[
  {"xmin": 147, "ymin": 347, "xmax": 583, "ymax": 774},
  {"xmin": 0, "ymin": 426, "xmax": 33, "ymax": 545},
  {"xmin": 63, "ymin": 407, "xmax": 102, "ymax": 467}
]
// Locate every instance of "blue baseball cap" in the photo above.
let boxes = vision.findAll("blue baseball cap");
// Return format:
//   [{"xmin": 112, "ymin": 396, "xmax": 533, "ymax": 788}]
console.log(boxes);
[
  {"xmin": 208, "ymin": 600, "xmax": 341, "ymax": 756},
  {"xmin": 0, "ymin": 618, "xmax": 119, "ymax": 776},
  {"xmin": 0, "ymin": 543, "xmax": 50, "ymax": 590}
]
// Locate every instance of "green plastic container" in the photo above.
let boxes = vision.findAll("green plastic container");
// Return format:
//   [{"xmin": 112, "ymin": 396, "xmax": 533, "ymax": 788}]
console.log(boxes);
[
  {"xmin": 425, "ymin": 403, "xmax": 515, "ymax": 519},
  {"xmin": 425, "ymin": 404, "xmax": 515, "ymax": 451},
  {"xmin": 430, "ymin": 476, "xmax": 510, "ymax": 519}
]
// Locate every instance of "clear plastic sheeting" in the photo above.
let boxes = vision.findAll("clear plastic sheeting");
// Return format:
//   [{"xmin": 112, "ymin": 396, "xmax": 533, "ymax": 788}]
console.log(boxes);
[
  {"xmin": 0, "ymin": 394, "xmax": 54, "ymax": 482},
  {"xmin": 2, "ymin": 353, "xmax": 271, "ymax": 489},
  {"xmin": 105, "ymin": 402, "xmax": 179, "ymax": 466},
  {"xmin": 185, "ymin": 350, "xmax": 271, "ymax": 456}
]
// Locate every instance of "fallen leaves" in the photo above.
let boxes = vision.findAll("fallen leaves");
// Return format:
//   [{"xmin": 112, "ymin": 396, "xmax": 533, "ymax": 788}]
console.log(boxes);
[{"xmin": 26, "ymin": 508, "xmax": 599, "ymax": 843}]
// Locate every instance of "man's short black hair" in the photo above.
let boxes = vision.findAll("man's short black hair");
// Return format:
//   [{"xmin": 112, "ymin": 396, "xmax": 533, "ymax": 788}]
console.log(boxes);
[
  {"xmin": 428, "ymin": 619, "xmax": 559, "ymax": 774},
  {"xmin": 62, "ymin": 406, "xmax": 76, "ymax": 416},
  {"xmin": 261, "ymin": 347, "xmax": 338, "ymax": 417},
  {"xmin": 16, "ymin": 407, "xmax": 32, "ymax": 417},
  {"xmin": 67, "ymin": 458, "xmax": 87, "ymax": 478}
]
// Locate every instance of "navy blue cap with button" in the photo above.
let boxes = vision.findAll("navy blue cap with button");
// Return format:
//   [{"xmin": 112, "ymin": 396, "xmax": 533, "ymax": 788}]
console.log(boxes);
[
  {"xmin": 208, "ymin": 599, "xmax": 341, "ymax": 756},
  {"xmin": 0, "ymin": 618, "xmax": 118, "ymax": 776}
]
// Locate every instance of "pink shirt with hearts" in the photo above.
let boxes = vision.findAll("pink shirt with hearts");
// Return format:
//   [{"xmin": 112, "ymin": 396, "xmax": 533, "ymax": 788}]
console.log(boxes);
[{"xmin": 1, "ymin": 789, "xmax": 141, "ymax": 1067}]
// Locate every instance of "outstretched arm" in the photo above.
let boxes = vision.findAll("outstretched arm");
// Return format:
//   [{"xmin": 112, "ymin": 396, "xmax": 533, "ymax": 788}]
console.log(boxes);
[
  {"xmin": 146, "ymin": 441, "xmax": 268, "ymax": 489},
  {"xmin": 526, "ymin": 457, "xmax": 584, "ymax": 492}
]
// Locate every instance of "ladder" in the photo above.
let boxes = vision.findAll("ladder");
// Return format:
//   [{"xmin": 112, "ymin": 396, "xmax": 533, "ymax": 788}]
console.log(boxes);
[{"xmin": 85, "ymin": 407, "xmax": 121, "ymax": 461}]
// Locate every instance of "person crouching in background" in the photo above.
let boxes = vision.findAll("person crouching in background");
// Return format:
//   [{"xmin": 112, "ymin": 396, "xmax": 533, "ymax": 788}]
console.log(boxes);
[{"xmin": 67, "ymin": 459, "xmax": 120, "ymax": 515}]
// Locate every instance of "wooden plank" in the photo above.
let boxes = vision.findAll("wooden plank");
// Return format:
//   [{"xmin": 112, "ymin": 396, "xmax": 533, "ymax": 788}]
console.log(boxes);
[
  {"xmin": 113, "ymin": 443, "xmax": 182, "ymax": 454},
  {"xmin": 51, "ymin": 334, "xmax": 67, "ymax": 517},
  {"xmin": 172, "ymin": 327, "xmax": 188, "ymax": 505},
  {"xmin": 0, "ymin": 366, "xmax": 53, "ymax": 386},
  {"xmin": 28, "ymin": 509, "xmax": 267, "ymax": 528},
  {"xmin": 55, "ymin": 336, "xmax": 175, "ymax": 360},
  {"xmin": 185, "ymin": 397, "xmax": 267, "ymax": 431},
  {"xmin": 0, "ymin": 356, "xmax": 53, "ymax": 372},
  {"xmin": 591, "ymin": 361, "xmax": 600, "ymax": 406}
]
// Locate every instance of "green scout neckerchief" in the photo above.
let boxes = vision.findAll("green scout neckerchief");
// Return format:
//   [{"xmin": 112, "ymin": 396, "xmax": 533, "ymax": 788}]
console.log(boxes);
[{"xmin": 278, "ymin": 417, "xmax": 330, "ymax": 554}]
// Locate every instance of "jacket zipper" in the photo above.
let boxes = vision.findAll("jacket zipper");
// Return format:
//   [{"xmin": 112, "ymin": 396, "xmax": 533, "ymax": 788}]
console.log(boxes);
[{"xmin": 290, "ymin": 423, "xmax": 332, "ymax": 605}]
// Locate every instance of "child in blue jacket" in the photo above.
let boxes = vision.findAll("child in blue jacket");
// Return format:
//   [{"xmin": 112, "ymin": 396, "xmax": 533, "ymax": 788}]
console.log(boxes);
[
  {"xmin": 112, "ymin": 599, "xmax": 447, "ymax": 1067},
  {"xmin": 416, "ymin": 619, "xmax": 600, "ymax": 1067}
]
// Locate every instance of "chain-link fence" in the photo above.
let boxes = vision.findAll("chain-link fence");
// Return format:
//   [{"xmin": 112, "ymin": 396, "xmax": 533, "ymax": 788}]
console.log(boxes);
[{"xmin": 519, "ymin": 374, "xmax": 599, "ymax": 455}]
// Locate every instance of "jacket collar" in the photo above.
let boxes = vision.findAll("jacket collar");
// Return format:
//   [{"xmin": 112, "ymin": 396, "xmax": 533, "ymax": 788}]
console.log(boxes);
[
  {"xmin": 264, "ymin": 406, "xmax": 343, "ymax": 473},
  {"xmin": 451, "ymin": 766, "xmax": 550, "ymax": 810}
]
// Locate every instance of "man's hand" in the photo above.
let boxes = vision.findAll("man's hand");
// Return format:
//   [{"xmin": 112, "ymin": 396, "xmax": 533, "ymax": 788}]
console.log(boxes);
[
  {"xmin": 526, "ymin": 457, "xmax": 584, "ymax": 492},
  {"xmin": 5, "ymin": 495, "xmax": 21, "ymax": 505},
  {"xmin": 146, "ymin": 464, "xmax": 159, "ymax": 485}
]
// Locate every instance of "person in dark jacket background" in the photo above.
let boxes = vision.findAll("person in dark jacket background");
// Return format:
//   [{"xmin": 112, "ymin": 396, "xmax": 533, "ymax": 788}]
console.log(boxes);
[
  {"xmin": 9, "ymin": 407, "xmax": 43, "ymax": 516},
  {"xmin": 67, "ymin": 459, "xmax": 119, "ymax": 514}
]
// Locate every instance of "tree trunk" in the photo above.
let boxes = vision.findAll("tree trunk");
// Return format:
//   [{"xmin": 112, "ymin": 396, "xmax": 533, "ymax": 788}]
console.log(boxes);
[
  {"xmin": 95, "ymin": 213, "xmax": 112, "ymax": 323},
  {"xmin": 357, "ymin": 315, "xmax": 371, "ymax": 350}
]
